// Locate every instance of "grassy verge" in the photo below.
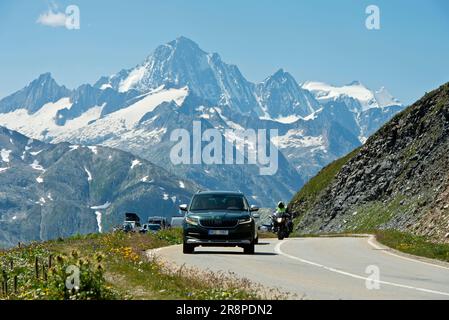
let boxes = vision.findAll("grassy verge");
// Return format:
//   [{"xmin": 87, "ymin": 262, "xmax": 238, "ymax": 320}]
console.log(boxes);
[
  {"xmin": 258, "ymin": 232, "xmax": 277, "ymax": 239},
  {"xmin": 0, "ymin": 229, "xmax": 283, "ymax": 300},
  {"xmin": 375, "ymin": 230, "xmax": 449, "ymax": 263}
]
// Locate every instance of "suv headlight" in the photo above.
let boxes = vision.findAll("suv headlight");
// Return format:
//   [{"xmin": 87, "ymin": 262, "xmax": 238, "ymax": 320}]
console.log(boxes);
[
  {"xmin": 185, "ymin": 216, "xmax": 199, "ymax": 226},
  {"xmin": 238, "ymin": 217, "xmax": 252, "ymax": 224}
]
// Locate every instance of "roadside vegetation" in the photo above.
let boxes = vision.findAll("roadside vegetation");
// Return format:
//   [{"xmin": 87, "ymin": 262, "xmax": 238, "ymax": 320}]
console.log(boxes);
[
  {"xmin": 375, "ymin": 230, "xmax": 449, "ymax": 263},
  {"xmin": 0, "ymin": 229, "xmax": 283, "ymax": 300}
]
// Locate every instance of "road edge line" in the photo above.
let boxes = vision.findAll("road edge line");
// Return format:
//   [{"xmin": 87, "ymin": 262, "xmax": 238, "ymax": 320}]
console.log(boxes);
[{"xmin": 274, "ymin": 240, "xmax": 449, "ymax": 298}]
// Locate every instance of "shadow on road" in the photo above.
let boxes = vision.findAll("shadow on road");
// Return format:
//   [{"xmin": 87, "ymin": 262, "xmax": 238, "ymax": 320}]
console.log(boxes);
[{"xmin": 192, "ymin": 251, "xmax": 278, "ymax": 256}]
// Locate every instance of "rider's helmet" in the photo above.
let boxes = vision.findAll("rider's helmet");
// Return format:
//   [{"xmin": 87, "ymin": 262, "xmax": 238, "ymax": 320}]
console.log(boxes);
[{"xmin": 277, "ymin": 201, "xmax": 285, "ymax": 209}]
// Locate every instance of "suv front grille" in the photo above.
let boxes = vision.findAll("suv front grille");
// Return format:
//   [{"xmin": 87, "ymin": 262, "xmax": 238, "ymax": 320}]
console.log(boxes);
[{"xmin": 200, "ymin": 218, "xmax": 238, "ymax": 228}]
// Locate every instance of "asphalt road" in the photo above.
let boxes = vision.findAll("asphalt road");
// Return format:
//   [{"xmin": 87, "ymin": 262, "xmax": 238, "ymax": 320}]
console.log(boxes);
[{"xmin": 150, "ymin": 236, "xmax": 449, "ymax": 300}]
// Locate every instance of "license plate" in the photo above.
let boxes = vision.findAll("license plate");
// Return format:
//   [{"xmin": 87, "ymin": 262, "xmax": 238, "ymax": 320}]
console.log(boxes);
[{"xmin": 208, "ymin": 230, "xmax": 229, "ymax": 236}]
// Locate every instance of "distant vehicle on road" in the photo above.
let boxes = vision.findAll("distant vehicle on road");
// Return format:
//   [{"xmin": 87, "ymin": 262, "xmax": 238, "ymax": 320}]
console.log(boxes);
[
  {"xmin": 180, "ymin": 191, "xmax": 259, "ymax": 254},
  {"xmin": 147, "ymin": 223, "xmax": 162, "ymax": 232},
  {"xmin": 140, "ymin": 223, "xmax": 162, "ymax": 233},
  {"xmin": 139, "ymin": 224, "xmax": 149, "ymax": 233},
  {"xmin": 123, "ymin": 221, "xmax": 137, "ymax": 233},
  {"xmin": 148, "ymin": 216, "xmax": 167, "ymax": 229},
  {"xmin": 170, "ymin": 217, "xmax": 184, "ymax": 228},
  {"xmin": 125, "ymin": 212, "xmax": 141, "ymax": 227}
]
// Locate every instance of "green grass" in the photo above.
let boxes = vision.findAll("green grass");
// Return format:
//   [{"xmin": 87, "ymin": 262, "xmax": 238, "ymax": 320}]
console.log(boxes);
[
  {"xmin": 341, "ymin": 195, "xmax": 410, "ymax": 232},
  {"xmin": 0, "ymin": 230, "xmax": 283, "ymax": 300},
  {"xmin": 375, "ymin": 230, "xmax": 449, "ymax": 263}
]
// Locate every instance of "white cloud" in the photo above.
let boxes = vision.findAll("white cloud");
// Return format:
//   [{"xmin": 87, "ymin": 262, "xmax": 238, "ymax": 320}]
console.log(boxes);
[{"xmin": 36, "ymin": 9, "xmax": 67, "ymax": 28}]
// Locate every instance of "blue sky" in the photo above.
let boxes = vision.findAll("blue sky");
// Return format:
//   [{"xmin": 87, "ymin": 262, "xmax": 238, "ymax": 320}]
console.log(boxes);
[{"xmin": 0, "ymin": 0, "xmax": 448, "ymax": 104}]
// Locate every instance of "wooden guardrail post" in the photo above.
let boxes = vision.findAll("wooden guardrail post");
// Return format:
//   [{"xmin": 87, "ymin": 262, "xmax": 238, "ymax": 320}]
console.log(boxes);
[
  {"xmin": 14, "ymin": 275, "xmax": 17, "ymax": 294},
  {"xmin": 43, "ymin": 264, "xmax": 47, "ymax": 282},
  {"xmin": 35, "ymin": 257, "xmax": 39, "ymax": 279},
  {"xmin": 2, "ymin": 270, "xmax": 7, "ymax": 296}
]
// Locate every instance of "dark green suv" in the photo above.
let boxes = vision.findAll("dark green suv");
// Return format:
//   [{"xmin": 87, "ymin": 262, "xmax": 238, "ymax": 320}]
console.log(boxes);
[{"xmin": 180, "ymin": 191, "xmax": 259, "ymax": 254}]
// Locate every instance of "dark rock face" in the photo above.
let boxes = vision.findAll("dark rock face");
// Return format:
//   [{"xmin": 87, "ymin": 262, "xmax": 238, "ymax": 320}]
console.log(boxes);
[
  {"xmin": 291, "ymin": 83, "xmax": 449, "ymax": 242},
  {"xmin": 256, "ymin": 69, "xmax": 319, "ymax": 118},
  {"xmin": 0, "ymin": 73, "xmax": 71, "ymax": 114}
]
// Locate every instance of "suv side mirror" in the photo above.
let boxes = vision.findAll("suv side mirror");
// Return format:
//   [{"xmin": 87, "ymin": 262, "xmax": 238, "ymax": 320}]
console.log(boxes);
[
  {"xmin": 179, "ymin": 204, "xmax": 188, "ymax": 211},
  {"xmin": 250, "ymin": 205, "xmax": 259, "ymax": 212}
]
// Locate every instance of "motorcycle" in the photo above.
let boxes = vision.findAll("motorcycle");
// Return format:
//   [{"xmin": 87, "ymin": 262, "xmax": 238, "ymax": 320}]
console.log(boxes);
[{"xmin": 271, "ymin": 212, "xmax": 291, "ymax": 240}]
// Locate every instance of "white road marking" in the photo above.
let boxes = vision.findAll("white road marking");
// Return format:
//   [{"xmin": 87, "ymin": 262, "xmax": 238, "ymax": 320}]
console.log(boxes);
[
  {"xmin": 274, "ymin": 240, "xmax": 449, "ymax": 297},
  {"xmin": 367, "ymin": 235, "xmax": 449, "ymax": 271}
]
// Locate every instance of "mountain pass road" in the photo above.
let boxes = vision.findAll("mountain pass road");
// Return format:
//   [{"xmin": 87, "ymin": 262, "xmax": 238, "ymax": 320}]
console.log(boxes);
[{"xmin": 148, "ymin": 236, "xmax": 449, "ymax": 300}]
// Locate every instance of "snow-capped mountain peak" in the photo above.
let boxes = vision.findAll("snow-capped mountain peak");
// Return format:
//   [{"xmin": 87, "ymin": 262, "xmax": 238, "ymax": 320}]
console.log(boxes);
[
  {"xmin": 0, "ymin": 36, "xmax": 406, "ymax": 208},
  {"xmin": 257, "ymin": 69, "xmax": 320, "ymax": 119},
  {"xmin": 94, "ymin": 36, "xmax": 261, "ymax": 115},
  {"xmin": 374, "ymin": 86, "xmax": 402, "ymax": 108},
  {"xmin": 302, "ymin": 81, "xmax": 402, "ymax": 111},
  {"xmin": 0, "ymin": 73, "xmax": 71, "ymax": 114}
]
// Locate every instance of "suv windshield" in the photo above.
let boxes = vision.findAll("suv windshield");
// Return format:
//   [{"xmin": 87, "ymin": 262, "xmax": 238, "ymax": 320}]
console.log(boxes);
[{"xmin": 190, "ymin": 194, "xmax": 248, "ymax": 211}]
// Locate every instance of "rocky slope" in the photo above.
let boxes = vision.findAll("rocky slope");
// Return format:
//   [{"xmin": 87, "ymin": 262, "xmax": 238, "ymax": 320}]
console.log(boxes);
[
  {"xmin": 0, "ymin": 127, "xmax": 196, "ymax": 248},
  {"xmin": 290, "ymin": 82, "xmax": 449, "ymax": 243}
]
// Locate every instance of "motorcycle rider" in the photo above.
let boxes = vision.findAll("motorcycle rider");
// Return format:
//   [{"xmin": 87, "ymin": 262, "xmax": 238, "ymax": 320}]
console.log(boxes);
[{"xmin": 273, "ymin": 201, "xmax": 293, "ymax": 234}]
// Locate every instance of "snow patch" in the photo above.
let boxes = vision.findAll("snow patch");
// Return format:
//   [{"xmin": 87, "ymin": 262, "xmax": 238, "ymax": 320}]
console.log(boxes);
[
  {"xmin": 95, "ymin": 211, "xmax": 103, "ymax": 233},
  {"xmin": 90, "ymin": 202, "xmax": 111, "ymax": 210},
  {"xmin": 273, "ymin": 130, "xmax": 325, "ymax": 149},
  {"xmin": 131, "ymin": 159, "xmax": 141, "ymax": 169},
  {"xmin": 0, "ymin": 98, "xmax": 104, "ymax": 141},
  {"xmin": 303, "ymin": 108, "xmax": 323, "ymax": 121},
  {"xmin": 84, "ymin": 167, "xmax": 92, "ymax": 181},
  {"xmin": 88, "ymin": 146, "xmax": 98, "ymax": 155},
  {"xmin": 107, "ymin": 87, "xmax": 188, "ymax": 129},
  {"xmin": 30, "ymin": 160, "xmax": 45, "ymax": 172},
  {"xmin": 302, "ymin": 81, "xmax": 401, "ymax": 111},
  {"xmin": 118, "ymin": 66, "xmax": 147, "ymax": 93},
  {"xmin": 100, "ymin": 83, "xmax": 112, "ymax": 90},
  {"xmin": 30, "ymin": 150, "xmax": 43, "ymax": 156},
  {"xmin": 273, "ymin": 115, "xmax": 301, "ymax": 124},
  {"xmin": 1, "ymin": 149, "xmax": 11, "ymax": 163}
]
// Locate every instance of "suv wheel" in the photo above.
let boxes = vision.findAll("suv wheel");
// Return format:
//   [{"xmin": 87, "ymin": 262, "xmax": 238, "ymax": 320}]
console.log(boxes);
[
  {"xmin": 183, "ymin": 242, "xmax": 194, "ymax": 254},
  {"xmin": 244, "ymin": 242, "xmax": 255, "ymax": 255}
]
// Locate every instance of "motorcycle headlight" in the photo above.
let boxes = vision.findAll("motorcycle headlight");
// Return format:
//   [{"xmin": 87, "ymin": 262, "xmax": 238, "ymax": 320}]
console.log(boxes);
[
  {"xmin": 276, "ymin": 218, "xmax": 283, "ymax": 223},
  {"xmin": 238, "ymin": 217, "xmax": 252, "ymax": 224},
  {"xmin": 185, "ymin": 216, "xmax": 199, "ymax": 226}
]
